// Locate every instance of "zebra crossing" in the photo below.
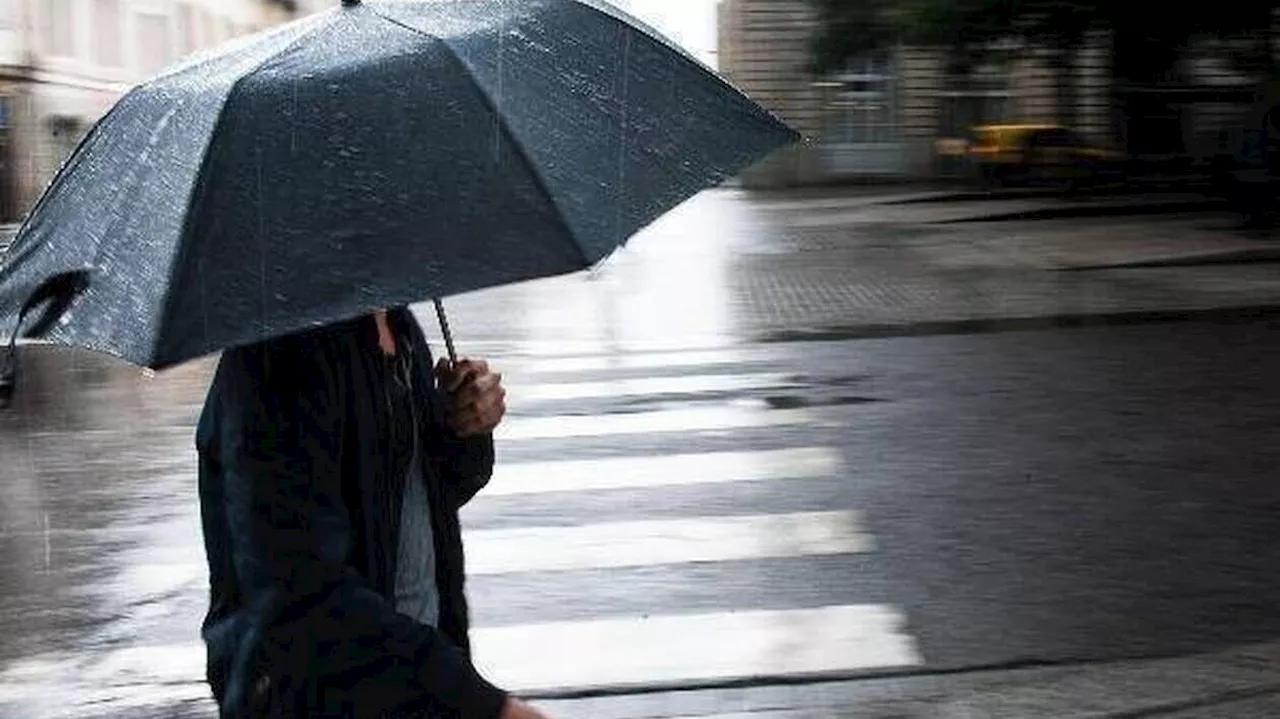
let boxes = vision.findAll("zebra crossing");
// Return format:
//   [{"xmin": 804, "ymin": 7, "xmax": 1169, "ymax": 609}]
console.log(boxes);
[
  {"xmin": 0, "ymin": 343, "xmax": 923, "ymax": 716},
  {"xmin": 465, "ymin": 346, "xmax": 923, "ymax": 694}
]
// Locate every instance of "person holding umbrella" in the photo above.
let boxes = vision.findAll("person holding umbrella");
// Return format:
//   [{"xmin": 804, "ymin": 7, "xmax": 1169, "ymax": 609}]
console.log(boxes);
[
  {"xmin": 0, "ymin": 1, "xmax": 796, "ymax": 715},
  {"xmin": 196, "ymin": 305, "xmax": 550, "ymax": 718}
]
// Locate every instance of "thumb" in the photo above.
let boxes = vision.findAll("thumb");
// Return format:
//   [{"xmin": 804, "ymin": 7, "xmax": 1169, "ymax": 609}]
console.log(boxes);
[{"xmin": 434, "ymin": 358, "xmax": 454, "ymax": 384}]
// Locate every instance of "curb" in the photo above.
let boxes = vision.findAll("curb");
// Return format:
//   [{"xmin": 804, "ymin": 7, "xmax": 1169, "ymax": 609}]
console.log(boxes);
[
  {"xmin": 533, "ymin": 641, "xmax": 1280, "ymax": 719},
  {"xmin": 516, "ymin": 652, "xmax": 1182, "ymax": 702},
  {"xmin": 1061, "ymin": 246, "xmax": 1280, "ymax": 271},
  {"xmin": 933, "ymin": 198, "xmax": 1228, "ymax": 224},
  {"xmin": 754, "ymin": 304, "xmax": 1280, "ymax": 345},
  {"xmin": 876, "ymin": 180, "xmax": 1219, "ymax": 208},
  {"xmin": 880, "ymin": 187, "xmax": 1101, "ymax": 205}
]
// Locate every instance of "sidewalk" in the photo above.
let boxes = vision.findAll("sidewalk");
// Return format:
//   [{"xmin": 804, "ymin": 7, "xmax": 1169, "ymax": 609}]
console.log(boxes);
[
  {"xmin": 432, "ymin": 188, "xmax": 1280, "ymax": 358},
  {"xmin": 533, "ymin": 640, "xmax": 1280, "ymax": 719}
]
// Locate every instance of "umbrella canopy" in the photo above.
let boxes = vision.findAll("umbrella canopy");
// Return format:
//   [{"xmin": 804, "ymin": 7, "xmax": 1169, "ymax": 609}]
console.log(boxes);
[{"xmin": 0, "ymin": 0, "xmax": 796, "ymax": 371}]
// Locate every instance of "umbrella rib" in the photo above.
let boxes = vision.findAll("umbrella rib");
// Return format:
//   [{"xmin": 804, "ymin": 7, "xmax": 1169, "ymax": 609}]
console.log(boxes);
[
  {"xmin": 152, "ymin": 13, "xmax": 336, "ymax": 368},
  {"xmin": 369, "ymin": 8, "xmax": 593, "ymax": 270},
  {"xmin": 95, "ymin": 12, "xmax": 339, "ymax": 293}
]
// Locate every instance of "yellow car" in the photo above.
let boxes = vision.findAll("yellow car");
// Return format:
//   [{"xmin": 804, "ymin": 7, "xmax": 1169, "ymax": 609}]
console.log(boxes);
[{"xmin": 967, "ymin": 124, "xmax": 1126, "ymax": 188}]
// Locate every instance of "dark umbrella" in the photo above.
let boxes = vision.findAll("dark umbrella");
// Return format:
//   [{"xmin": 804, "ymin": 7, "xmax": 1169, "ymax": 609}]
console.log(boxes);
[{"xmin": 0, "ymin": 0, "xmax": 797, "ymax": 396}]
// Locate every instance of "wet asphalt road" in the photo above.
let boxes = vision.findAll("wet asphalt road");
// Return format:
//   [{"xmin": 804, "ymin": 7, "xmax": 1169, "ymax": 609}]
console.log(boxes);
[{"xmin": 2, "ymin": 317, "xmax": 1280, "ymax": 716}]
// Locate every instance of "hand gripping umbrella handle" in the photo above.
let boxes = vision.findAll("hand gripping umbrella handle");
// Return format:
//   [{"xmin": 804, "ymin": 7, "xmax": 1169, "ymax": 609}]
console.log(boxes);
[{"xmin": 432, "ymin": 297, "xmax": 458, "ymax": 366}]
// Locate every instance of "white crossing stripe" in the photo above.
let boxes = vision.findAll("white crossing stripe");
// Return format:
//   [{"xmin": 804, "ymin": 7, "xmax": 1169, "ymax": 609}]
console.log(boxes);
[
  {"xmin": 497, "ymin": 406, "xmax": 813, "ymax": 441},
  {"xmin": 515, "ymin": 372, "xmax": 790, "ymax": 402},
  {"xmin": 500, "ymin": 348, "xmax": 776, "ymax": 377},
  {"xmin": 481, "ymin": 447, "xmax": 842, "ymax": 497},
  {"xmin": 106, "ymin": 561, "xmax": 206, "ymax": 597},
  {"xmin": 464, "ymin": 511, "xmax": 872, "ymax": 575},
  {"xmin": 0, "ymin": 605, "xmax": 922, "ymax": 700},
  {"xmin": 108, "ymin": 510, "xmax": 870, "ymax": 583},
  {"xmin": 472, "ymin": 604, "xmax": 924, "ymax": 693}
]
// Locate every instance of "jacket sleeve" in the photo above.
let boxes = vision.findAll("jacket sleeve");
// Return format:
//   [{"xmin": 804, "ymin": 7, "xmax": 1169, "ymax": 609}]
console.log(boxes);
[
  {"xmin": 212, "ymin": 337, "xmax": 507, "ymax": 718},
  {"xmin": 430, "ymin": 422, "xmax": 496, "ymax": 510}
]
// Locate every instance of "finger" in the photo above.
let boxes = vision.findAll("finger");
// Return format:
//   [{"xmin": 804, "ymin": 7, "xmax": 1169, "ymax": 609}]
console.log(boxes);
[
  {"xmin": 449, "ymin": 397, "xmax": 505, "ymax": 435},
  {"xmin": 478, "ymin": 397, "xmax": 508, "ymax": 431},
  {"xmin": 450, "ymin": 359, "xmax": 491, "ymax": 382},
  {"xmin": 439, "ymin": 362, "xmax": 482, "ymax": 393},
  {"xmin": 454, "ymin": 359, "xmax": 489, "ymax": 383},
  {"xmin": 449, "ymin": 395, "xmax": 501, "ymax": 429},
  {"xmin": 433, "ymin": 358, "xmax": 459, "ymax": 388},
  {"xmin": 485, "ymin": 399, "xmax": 508, "ymax": 430},
  {"xmin": 469, "ymin": 392, "xmax": 506, "ymax": 425},
  {"xmin": 453, "ymin": 412, "xmax": 501, "ymax": 438},
  {"xmin": 451, "ymin": 390, "xmax": 506, "ymax": 425},
  {"xmin": 453, "ymin": 373, "xmax": 503, "ymax": 405},
  {"xmin": 447, "ymin": 402, "xmax": 486, "ymax": 429},
  {"xmin": 452, "ymin": 375, "xmax": 503, "ymax": 410}
]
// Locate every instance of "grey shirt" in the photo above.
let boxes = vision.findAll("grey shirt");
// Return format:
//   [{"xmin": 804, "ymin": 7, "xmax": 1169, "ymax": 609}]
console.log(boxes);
[{"xmin": 392, "ymin": 356, "xmax": 440, "ymax": 627}]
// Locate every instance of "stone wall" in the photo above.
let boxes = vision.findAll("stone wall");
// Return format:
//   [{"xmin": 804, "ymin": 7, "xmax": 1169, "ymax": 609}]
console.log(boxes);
[{"xmin": 717, "ymin": 0, "xmax": 824, "ymax": 187}]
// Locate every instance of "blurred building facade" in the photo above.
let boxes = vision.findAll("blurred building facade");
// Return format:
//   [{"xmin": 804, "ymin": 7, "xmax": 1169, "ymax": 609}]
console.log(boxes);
[
  {"xmin": 293, "ymin": 0, "xmax": 332, "ymax": 16},
  {"xmin": 0, "ymin": 0, "xmax": 296, "ymax": 222},
  {"xmin": 717, "ymin": 0, "xmax": 1118, "ymax": 187}
]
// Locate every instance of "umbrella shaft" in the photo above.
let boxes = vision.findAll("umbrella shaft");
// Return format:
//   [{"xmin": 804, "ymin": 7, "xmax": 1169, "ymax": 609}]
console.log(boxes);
[{"xmin": 433, "ymin": 298, "xmax": 458, "ymax": 365}]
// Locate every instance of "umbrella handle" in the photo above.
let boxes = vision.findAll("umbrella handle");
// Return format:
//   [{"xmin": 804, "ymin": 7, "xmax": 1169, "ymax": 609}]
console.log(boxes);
[{"xmin": 432, "ymin": 297, "xmax": 457, "ymax": 366}]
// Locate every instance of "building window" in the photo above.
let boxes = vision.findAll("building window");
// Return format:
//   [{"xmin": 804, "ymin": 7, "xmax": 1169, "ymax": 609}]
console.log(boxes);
[
  {"xmin": 136, "ymin": 12, "xmax": 173, "ymax": 75},
  {"xmin": 937, "ymin": 60, "xmax": 1014, "ymax": 139},
  {"xmin": 43, "ymin": 0, "xmax": 76, "ymax": 58},
  {"xmin": 823, "ymin": 55, "xmax": 898, "ymax": 145},
  {"xmin": 93, "ymin": 0, "xmax": 123, "ymax": 67}
]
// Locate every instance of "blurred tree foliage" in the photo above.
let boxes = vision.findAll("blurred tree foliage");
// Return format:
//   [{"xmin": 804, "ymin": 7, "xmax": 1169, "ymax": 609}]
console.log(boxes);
[{"xmin": 809, "ymin": 0, "xmax": 1279, "ymax": 78}]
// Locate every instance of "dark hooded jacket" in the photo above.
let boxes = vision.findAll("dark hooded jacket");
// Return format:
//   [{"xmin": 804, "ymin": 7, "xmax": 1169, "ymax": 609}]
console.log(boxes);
[{"xmin": 195, "ymin": 308, "xmax": 506, "ymax": 718}]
